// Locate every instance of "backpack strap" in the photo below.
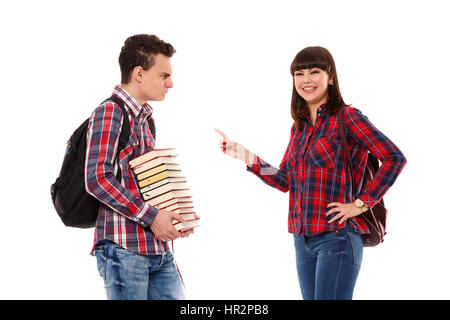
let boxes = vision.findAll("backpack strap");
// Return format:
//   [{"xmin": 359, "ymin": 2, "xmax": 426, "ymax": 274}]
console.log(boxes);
[
  {"xmin": 102, "ymin": 95, "xmax": 156, "ymax": 183},
  {"xmin": 337, "ymin": 109, "xmax": 356, "ymax": 196},
  {"xmin": 101, "ymin": 95, "xmax": 131, "ymax": 183},
  {"xmin": 148, "ymin": 116, "xmax": 156, "ymax": 139},
  {"xmin": 104, "ymin": 95, "xmax": 155, "ymax": 141},
  {"xmin": 106, "ymin": 95, "xmax": 131, "ymax": 151}
]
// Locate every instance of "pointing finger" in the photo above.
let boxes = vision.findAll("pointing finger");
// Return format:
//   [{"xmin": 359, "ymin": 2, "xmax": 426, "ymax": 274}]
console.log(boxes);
[{"xmin": 214, "ymin": 128, "xmax": 228, "ymax": 140}]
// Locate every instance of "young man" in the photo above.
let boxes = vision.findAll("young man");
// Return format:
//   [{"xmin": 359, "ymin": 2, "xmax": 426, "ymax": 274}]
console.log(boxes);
[{"xmin": 85, "ymin": 34, "xmax": 192, "ymax": 300}]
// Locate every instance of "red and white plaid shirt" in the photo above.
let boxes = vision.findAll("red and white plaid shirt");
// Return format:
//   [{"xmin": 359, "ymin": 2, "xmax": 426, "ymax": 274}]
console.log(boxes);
[
  {"xmin": 248, "ymin": 105, "xmax": 407, "ymax": 236},
  {"xmin": 85, "ymin": 85, "xmax": 169, "ymax": 255}
]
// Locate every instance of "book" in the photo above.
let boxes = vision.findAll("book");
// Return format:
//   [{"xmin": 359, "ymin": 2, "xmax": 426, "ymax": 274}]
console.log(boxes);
[
  {"xmin": 172, "ymin": 212, "xmax": 199, "ymax": 231},
  {"xmin": 133, "ymin": 156, "xmax": 179, "ymax": 175},
  {"xmin": 148, "ymin": 197, "xmax": 193, "ymax": 209},
  {"xmin": 138, "ymin": 169, "xmax": 184, "ymax": 188},
  {"xmin": 170, "ymin": 207, "xmax": 196, "ymax": 215},
  {"xmin": 141, "ymin": 181, "xmax": 190, "ymax": 200},
  {"xmin": 173, "ymin": 219, "xmax": 200, "ymax": 232},
  {"xmin": 140, "ymin": 177, "xmax": 187, "ymax": 194},
  {"xmin": 129, "ymin": 148, "xmax": 177, "ymax": 168},
  {"xmin": 137, "ymin": 163, "xmax": 181, "ymax": 181},
  {"xmin": 143, "ymin": 188, "xmax": 191, "ymax": 202},
  {"xmin": 130, "ymin": 147, "xmax": 199, "ymax": 233},
  {"xmin": 172, "ymin": 213, "xmax": 196, "ymax": 221},
  {"xmin": 160, "ymin": 201, "xmax": 194, "ymax": 211}
]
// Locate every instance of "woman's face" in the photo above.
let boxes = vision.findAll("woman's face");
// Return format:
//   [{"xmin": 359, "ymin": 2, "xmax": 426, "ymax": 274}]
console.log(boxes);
[{"xmin": 294, "ymin": 67, "xmax": 333, "ymax": 108}]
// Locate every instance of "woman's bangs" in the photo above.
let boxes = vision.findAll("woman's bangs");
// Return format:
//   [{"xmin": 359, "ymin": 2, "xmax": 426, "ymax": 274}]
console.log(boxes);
[
  {"xmin": 291, "ymin": 62, "xmax": 327, "ymax": 74},
  {"xmin": 290, "ymin": 47, "xmax": 332, "ymax": 75}
]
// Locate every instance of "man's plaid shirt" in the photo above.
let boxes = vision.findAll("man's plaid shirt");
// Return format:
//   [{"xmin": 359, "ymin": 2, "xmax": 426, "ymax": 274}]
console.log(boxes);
[{"xmin": 85, "ymin": 85, "xmax": 168, "ymax": 255}]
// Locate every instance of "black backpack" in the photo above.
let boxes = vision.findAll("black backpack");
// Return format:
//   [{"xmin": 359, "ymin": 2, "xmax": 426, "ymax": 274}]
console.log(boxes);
[{"xmin": 50, "ymin": 95, "xmax": 155, "ymax": 228}]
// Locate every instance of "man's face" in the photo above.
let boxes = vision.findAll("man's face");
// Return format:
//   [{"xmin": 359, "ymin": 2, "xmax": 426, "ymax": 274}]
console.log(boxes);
[{"xmin": 140, "ymin": 53, "xmax": 173, "ymax": 101}]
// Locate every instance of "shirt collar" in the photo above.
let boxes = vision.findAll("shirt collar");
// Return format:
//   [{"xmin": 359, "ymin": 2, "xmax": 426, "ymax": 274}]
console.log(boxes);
[
  {"xmin": 298, "ymin": 107, "xmax": 310, "ymax": 119},
  {"xmin": 298, "ymin": 103, "xmax": 327, "ymax": 120},
  {"xmin": 112, "ymin": 85, "xmax": 153, "ymax": 118}
]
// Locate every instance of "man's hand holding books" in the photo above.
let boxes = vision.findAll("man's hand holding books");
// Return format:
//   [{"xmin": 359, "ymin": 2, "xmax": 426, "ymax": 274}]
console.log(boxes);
[{"xmin": 150, "ymin": 210, "xmax": 198, "ymax": 241}]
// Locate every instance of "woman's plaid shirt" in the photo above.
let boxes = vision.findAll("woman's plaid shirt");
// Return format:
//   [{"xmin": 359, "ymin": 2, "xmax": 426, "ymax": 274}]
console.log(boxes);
[
  {"xmin": 247, "ymin": 105, "xmax": 407, "ymax": 236},
  {"xmin": 85, "ymin": 85, "xmax": 168, "ymax": 255}
]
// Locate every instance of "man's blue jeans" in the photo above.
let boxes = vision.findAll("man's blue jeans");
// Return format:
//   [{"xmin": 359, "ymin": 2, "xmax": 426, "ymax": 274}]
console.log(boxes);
[
  {"xmin": 95, "ymin": 240, "xmax": 185, "ymax": 300},
  {"xmin": 293, "ymin": 224, "xmax": 363, "ymax": 300}
]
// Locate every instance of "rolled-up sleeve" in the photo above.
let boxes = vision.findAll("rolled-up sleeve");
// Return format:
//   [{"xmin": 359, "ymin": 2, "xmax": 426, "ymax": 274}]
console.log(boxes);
[{"xmin": 246, "ymin": 124, "xmax": 298, "ymax": 193}]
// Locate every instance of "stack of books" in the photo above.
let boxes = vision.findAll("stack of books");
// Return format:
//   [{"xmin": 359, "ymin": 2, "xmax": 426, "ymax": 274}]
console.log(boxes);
[{"xmin": 129, "ymin": 148, "xmax": 199, "ymax": 232}]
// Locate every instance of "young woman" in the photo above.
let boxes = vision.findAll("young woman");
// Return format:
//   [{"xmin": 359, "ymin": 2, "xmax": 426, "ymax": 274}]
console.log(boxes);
[{"xmin": 216, "ymin": 46, "xmax": 407, "ymax": 300}]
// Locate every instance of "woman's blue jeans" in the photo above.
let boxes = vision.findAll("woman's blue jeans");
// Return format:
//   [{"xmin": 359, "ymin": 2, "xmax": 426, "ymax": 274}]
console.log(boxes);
[
  {"xmin": 293, "ymin": 224, "xmax": 363, "ymax": 300},
  {"xmin": 95, "ymin": 240, "xmax": 185, "ymax": 300}
]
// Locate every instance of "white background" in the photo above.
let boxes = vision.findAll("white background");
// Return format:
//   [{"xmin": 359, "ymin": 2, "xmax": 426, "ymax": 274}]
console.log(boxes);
[{"xmin": 0, "ymin": 0, "xmax": 449, "ymax": 299}]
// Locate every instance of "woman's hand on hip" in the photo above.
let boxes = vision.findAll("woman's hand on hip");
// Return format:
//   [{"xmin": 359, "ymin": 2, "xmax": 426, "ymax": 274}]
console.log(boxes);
[{"xmin": 325, "ymin": 202, "xmax": 364, "ymax": 225}]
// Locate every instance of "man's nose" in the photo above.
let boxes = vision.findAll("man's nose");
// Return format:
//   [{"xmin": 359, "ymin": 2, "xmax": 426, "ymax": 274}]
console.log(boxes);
[{"xmin": 166, "ymin": 78, "xmax": 174, "ymax": 88}]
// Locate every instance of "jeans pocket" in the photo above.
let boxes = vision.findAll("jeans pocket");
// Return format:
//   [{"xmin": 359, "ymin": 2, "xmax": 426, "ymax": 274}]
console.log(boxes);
[
  {"xmin": 347, "ymin": 232, "xmax": 363, "ymax": 267},
  {"xmin": 95, "ymin": 244, "xmax": 108, "ymax": 280}
]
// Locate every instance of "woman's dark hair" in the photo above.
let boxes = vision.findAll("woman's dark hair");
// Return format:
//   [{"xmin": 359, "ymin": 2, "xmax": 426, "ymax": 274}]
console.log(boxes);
[
  {"xmin": 119, "ymin": 34, "xmax": 176, "ymax": 84},
  {"xmin": 290, "ymin": 46, "xmax": 346, "ymax": 130}
]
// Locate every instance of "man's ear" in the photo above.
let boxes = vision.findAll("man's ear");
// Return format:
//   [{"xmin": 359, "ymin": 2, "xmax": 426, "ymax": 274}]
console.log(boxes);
[{"xmin": 131, "ymin": 66, "xmax": 144, "ymax": 83}]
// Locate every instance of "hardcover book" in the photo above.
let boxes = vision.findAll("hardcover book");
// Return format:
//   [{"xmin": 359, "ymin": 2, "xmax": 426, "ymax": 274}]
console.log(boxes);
[
  {"xmin": 136, "ymin": 163, "xmax": 181, "ymax": 181},
  {"xmin": 140, "ymin": 177, "xmax": 187, "ymax": 194},
  {"xmin": 129, "ymin": 148, "xmax": 177, "ymax": 168},
  {"xmin": 173, "ymin": 220, "xmax": 200, "ymax": 232},
  {"xmin": 133, "ymin": 156, "xmax": 179, "ymax": 175},
  {"xmin": 130, "ymin": 148, "xmax": 199, "ymax": 231}
]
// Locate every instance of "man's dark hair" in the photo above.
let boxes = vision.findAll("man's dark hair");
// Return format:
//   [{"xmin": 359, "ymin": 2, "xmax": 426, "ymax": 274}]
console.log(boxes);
[{"xmin": 119, "ymin": 34, "xmax": 176, "ymax": 84}]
